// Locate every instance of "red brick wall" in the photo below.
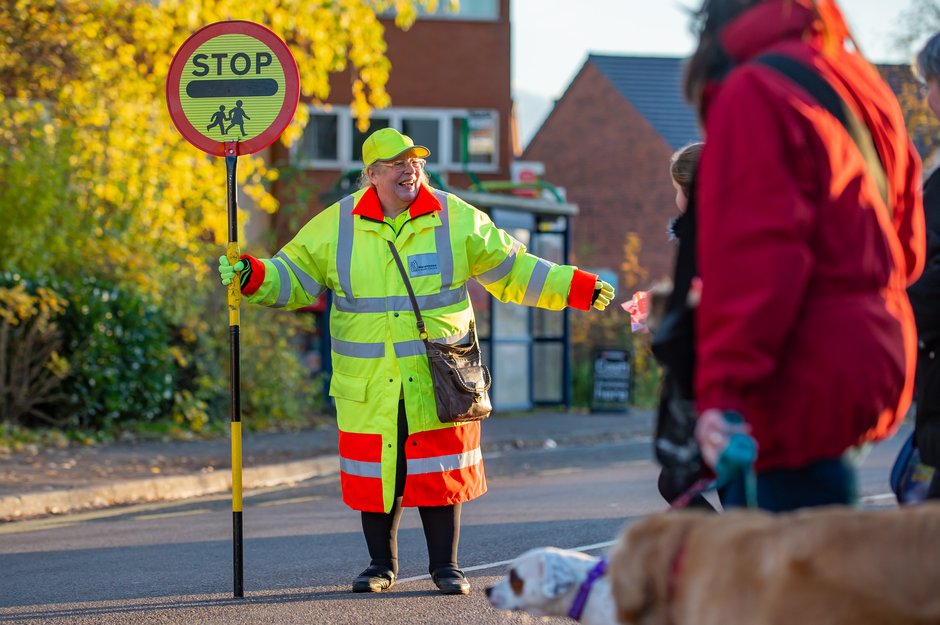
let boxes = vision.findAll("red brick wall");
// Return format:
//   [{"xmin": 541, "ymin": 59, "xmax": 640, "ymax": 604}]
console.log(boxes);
[
  {"xmin": 266, "ymin": 2, "xmax": 513, "ymax": 248},
  {"xmin": 523, "ymin": 61, "xmax": 680, "ymax": 292},
  {"xmin": 318, "ymin": 4, "xmax": 512, "ymax": 182}
]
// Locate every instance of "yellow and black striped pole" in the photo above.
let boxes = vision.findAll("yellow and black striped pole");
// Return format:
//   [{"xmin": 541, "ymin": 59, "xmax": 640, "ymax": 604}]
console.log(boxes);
[{"xmin": 224, "ymin": 141, "xmax": 244, "ymax": 598}]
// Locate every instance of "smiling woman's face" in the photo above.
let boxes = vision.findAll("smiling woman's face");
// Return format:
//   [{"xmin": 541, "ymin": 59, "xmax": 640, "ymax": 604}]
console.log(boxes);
[{"xmin": 367, "ymin": 155, "xmax": 425, "ymax": 216}]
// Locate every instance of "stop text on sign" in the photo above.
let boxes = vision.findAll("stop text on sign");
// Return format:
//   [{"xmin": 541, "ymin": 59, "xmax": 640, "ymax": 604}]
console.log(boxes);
[
  {"xmin": 191, "ymin": 52, "xmax": 273, "ymax": 76},
  {"xmin": 187, "ymin": 51, "xmax": 279, "ymax": 99}
]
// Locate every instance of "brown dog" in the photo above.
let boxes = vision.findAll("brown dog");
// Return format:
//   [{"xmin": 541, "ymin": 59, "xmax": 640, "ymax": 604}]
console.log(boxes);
[{"xmin": 609, "ymin": 505, "xmax": 940, "ymax": 625}]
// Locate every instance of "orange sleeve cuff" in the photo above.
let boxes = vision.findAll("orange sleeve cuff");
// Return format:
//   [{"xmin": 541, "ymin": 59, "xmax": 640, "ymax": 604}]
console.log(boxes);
[
  {"xmin": 568, "ymin": 269, "xmax": 598, "ymax": 311},
  {"xmin": 241, "ymin": 254, "xmax": 265, "ymax": 295}
]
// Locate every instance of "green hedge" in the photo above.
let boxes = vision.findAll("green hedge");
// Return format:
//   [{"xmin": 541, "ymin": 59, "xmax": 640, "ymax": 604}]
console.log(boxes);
[
  {"xmin": 1, "ymin": 272, "xmax": 175, "ymax": 429},
  {"xmin": 0, "ymin": 271, "xmax": 326, "ymax": 436}
]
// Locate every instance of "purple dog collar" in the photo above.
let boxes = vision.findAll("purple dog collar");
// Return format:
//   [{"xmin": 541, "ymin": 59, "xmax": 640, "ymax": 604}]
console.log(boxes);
[{"xmin": 567, "ymin": 556, "xmax": 607, "ymax": 621}]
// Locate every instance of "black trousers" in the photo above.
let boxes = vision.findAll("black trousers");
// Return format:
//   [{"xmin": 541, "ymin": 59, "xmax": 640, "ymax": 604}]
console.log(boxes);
[
  {"xmin": 360, "ymin": 400, "xmax": 460, "ymax": 575},
  {"xmin": 722, "ymin": 454, "xmax": 856, "ymax": 511}
]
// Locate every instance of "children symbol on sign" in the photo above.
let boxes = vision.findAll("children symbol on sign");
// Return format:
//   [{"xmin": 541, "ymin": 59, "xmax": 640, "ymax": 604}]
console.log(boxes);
[
  {"xmin": 225, "ymin": 100, "xmax": 250, "ymax": 137},
  {"xmin": 207, "ymin": 105, "xmax": 227, "ymax": 135}
]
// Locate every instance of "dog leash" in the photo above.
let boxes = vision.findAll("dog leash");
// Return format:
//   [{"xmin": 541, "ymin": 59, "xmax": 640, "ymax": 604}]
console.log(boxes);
[
  {"xmin": 670, "ymin": 420, "xmax": 758, "ymax": 510},
  {"xmin": 716, "ymin": 426, "xmax": 758, "ymax": 508},
  {"xmin": 669, "ymin": 476, "xmax": 716, "ymax": 510},
  {"xmin": 567, "ymin": 557, "xmax": 607, "ymax": 622}
]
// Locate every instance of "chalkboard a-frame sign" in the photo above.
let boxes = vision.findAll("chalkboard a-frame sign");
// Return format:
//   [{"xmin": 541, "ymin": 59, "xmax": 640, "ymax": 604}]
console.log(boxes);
[{"xmin": 591, "ymin": 348, "xmax": 631, "ymax": 413}]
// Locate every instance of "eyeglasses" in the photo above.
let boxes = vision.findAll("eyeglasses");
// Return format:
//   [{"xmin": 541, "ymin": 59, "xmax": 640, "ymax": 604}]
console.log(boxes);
[{"xmin": 376, "ymin": 158, "xmax": 426, "ymax": 172}]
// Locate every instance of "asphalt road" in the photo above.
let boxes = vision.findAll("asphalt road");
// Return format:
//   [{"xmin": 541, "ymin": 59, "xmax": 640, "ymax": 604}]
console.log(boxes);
[{"xmin": 0, "ymin": 431, "xmax": 904, "ymax": 624}]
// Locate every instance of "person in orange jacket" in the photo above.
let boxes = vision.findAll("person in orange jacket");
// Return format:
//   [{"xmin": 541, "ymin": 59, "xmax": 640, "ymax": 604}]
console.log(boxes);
[{"xmin": 686, "ymin": 0, "xmax": 925, "ymax": 511}]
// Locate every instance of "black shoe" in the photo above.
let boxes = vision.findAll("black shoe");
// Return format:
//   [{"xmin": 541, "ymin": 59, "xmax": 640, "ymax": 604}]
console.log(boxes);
[
  {"xmin": 352, "ymin": 565, "xmax": 396, "ymax": 593},
  {"xmin": 431, "ymin": 566, "xmax": 471, "ymax": 595}
]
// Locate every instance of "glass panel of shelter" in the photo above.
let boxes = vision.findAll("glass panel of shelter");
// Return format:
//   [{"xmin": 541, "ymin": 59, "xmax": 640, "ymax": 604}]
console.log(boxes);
[
  {"xmin": 532, "ymin": 230, "xmax": 567, "ymax": 404},
  {"xmin": 489, "ymin": 210, "xmax": 533, "ymax": 409}
]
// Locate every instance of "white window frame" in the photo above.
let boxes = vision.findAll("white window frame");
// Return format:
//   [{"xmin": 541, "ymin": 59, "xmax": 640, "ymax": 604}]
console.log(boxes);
[
  {"xmin": 378, "ymin": 0, "xmax": 499, "ymax": 22},
  {"xmin": 291, "ymin": 105, "xmax": 499, "ymax": 174}
]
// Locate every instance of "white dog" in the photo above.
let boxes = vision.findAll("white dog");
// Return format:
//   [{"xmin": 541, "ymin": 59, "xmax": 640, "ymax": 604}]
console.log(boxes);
[{"xmin": 486, "ymin": 547, "xmax": 616, "ymax": 625}]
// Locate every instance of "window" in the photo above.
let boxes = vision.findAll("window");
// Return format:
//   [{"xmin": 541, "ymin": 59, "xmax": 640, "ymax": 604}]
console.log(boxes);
[
  {"xmin": 420, "ymin": 0, "xmax": 498, "ymax": 20},
  {"xmin": 292, "ymin": 106, "xmax": 499, "ymax": 173},
  {"xmin": 296, "ymin": 112, "xmax": 338, "ymax": 161},
  {"xmin": 402, "ymin": 118, "xmax": 441, "ymax": 165},
  {"xmin": 351, "ymin": 117, "xmax": 390, "ymax": 161},
  {"xmin": 380, "ymin": 0, "xmax": 498, "ymax": 21},
  {"xmin": 451, "ymin": 111, "xmax": 497, "ymax": 166}
]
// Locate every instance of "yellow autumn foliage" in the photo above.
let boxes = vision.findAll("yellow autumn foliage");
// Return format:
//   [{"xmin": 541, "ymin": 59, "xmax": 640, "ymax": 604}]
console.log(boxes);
[
  {"xmin": 0, "ymin": 0, "xmax": 442, "ymax": 318},
  {"xmin": 0, "ymin": 0, "xmax": 456, "ymax": 429}
]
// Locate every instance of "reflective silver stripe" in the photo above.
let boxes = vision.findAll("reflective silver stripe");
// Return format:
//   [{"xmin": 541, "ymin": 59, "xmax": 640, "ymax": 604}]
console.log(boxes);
[
  {"xmin": 333, "ymin": 286, "xmax": 468, "ymax": 313},
  {"xmin": 434, "ymin": 329, "xmax": 471, "ymax": 345},
  {"xmin": 476, "ymin": 240, "xmax": 522, "ymax": 285},
  {"xmin": 413, "ymin": 289, "xmax": 468, "ymax": 311},
  {"xmin": 522, "ymin": 257, "xmax": 554, "ymax": 307},
  {"xmin": 406, "ymin": 448, "xmax": 483, "ymax": 475},
  {"xmin": 332, "ymin": 337, "xmax": 385, "ymax": 358},
  {"xmin": 432, "ymin": 190, "xmax": 454, "ymax": 289},
  {"xmin": 271, "ymin": 257, "xmax": 292, "ymax": 308},
  {"xmin": 334, "ymin": 296, "xmax": 392, "ymax": 313},
  {"xmin": 340, "ymin": 457, "xmax": 383, "ymax": 478},
  {"xmin": 337, "ymin": 195, "xmax": 355, "ymax": 299},
  {"xmin": 392, "ymin": 327, "xmax": 473, "ymax": 358},
  {"xmin": 275, "ymin": 250, "xmax": 325, "ymax": 300},
  {"xmin": 393, "ymin": 340, "xmax": 425, "ymax": 358}
]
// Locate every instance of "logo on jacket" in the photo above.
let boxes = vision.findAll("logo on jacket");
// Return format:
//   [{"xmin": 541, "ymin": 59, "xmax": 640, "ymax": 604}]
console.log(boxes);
[{"xmin": 408, "ymin": 253, "xmax": 440, "ymax": 278}]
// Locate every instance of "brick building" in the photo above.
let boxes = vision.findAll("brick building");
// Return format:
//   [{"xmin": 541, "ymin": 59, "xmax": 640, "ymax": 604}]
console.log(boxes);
[
  {"xmin": 523, "ymin": 54, "xmax": 702, "ymax": 294},
  {"xmin": 280, "ymin": 0, "xmax": 514, "ymax": 212}
]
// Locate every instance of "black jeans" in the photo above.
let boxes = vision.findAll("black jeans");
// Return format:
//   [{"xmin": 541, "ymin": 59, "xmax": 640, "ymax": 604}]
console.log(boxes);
[
  {"xmin": 360, "ymin": 400, "xmax": 460, "ymax": 575},
  {"xmin": 722, "ymin": 453, "xmax": 857, "ymax": 512}
]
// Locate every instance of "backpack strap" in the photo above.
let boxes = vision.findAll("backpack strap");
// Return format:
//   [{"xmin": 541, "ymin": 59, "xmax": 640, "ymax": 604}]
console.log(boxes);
[{"xmin": 756, "ymin": 53, "xmax": 890, "ymax": 215}]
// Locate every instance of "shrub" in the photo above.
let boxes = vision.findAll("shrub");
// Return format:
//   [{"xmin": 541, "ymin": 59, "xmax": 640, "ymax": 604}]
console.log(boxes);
[
  {"xmin": 198, "ymin": 304, "xmax": 323, "ymax": 431},
  {"xmin": 570, "ymin": 309, "xmax": 660, "ymax": 409},
  {"xmin": 0, "ymin": 269, "xmax": 328, "ymax": 438},
  {"xmin": 57, "ymin": 278, "xmax": 177, "ymax": 428},
  {"xmin": 0, "ymin": 272, "xmax": 176, "ymax": 429},
  {"xmin": 163, "ymin": 289, "xmax": 326, "ymax": 434},
  {"xmin": 0, "ymin": 283, "xmax": 70, "ymax": 425}
]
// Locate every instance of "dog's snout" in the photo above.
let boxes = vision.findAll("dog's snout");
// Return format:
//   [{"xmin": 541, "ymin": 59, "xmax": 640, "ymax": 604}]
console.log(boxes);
[{"xmin": 485, "ymin": 586, "xmax": 492, "ymax": 598}]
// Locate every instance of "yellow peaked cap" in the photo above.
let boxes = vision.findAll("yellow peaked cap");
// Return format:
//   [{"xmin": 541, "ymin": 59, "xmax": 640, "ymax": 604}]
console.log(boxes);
[{"xmin": 362, "ymin": 128, "xmax": 430, "ymax": 166}]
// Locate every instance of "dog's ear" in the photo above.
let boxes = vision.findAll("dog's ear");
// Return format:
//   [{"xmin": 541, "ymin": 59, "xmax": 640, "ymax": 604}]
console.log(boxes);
[{"xmin": 539, "ymin": 549, "xmax": 584, "ymax": 599}]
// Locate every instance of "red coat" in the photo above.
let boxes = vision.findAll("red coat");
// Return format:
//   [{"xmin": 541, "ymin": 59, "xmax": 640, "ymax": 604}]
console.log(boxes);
[{"xmin": 694, "ymin": 1, "xmax": 925, "ymax": 471}]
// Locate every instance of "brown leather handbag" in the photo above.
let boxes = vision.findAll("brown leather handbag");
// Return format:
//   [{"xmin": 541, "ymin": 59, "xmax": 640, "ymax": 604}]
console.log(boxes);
[{"xmin": 388, "ymin": 241, "xmax": 492, "ymax": 423}]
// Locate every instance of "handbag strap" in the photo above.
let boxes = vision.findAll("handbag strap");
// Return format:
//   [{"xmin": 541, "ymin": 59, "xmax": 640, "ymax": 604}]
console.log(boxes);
[
  {"xmin": 387, "ymin": 240, "xmax": 429, "ymax": 339},
  {"xmin": 755, "ymin": 53, "xmax": 890, "ymax": 214}
]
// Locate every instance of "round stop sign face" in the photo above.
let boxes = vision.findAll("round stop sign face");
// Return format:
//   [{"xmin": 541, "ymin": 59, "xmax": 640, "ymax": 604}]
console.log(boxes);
[{"xmin": 166, "ymin": 21, "xmax": 299, "ymax": 156}]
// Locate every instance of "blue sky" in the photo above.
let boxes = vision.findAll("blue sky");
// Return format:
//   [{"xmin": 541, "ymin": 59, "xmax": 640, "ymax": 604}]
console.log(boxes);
[{"xmin": 511, "ymin": 0, "xmax": 917, "ymax": 146}]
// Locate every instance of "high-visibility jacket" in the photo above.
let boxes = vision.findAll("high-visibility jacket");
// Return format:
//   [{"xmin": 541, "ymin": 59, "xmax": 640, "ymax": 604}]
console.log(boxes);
[{"xmin": 240, "ymin": 184, "xmax": 598, "ymax": 512}]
